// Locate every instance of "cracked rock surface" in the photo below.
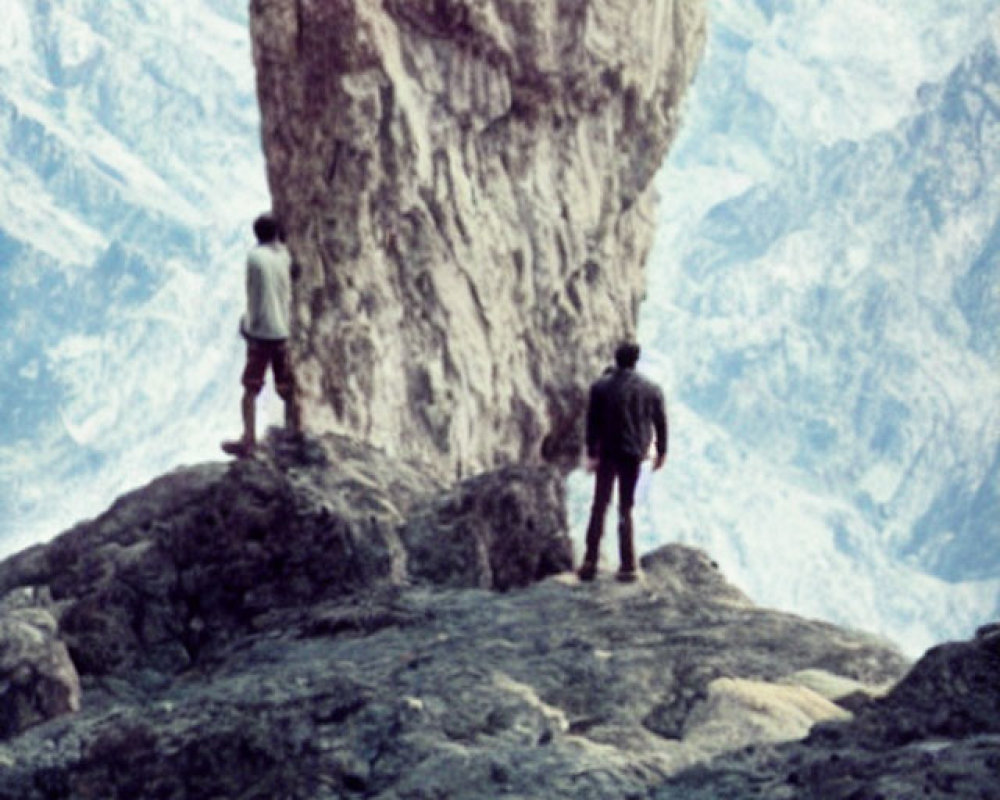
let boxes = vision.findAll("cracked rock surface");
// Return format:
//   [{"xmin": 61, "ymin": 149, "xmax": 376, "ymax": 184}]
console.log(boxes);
[{"xmin": 250, "ymin": 0, "xmax": 707, "ymax": 478}]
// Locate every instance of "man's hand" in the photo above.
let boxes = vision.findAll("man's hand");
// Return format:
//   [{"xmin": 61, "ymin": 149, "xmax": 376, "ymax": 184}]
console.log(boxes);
[
  {"xmin": 653, "ymin": 453, "xmax": 667, "ymax": 471},
  {"xmin": 585, "ymin": 456, "xmax": 599, "ymax": 474}
]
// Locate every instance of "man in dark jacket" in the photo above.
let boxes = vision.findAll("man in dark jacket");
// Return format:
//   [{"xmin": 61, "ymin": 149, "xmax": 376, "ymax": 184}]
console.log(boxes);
[{"xmin": 579, "ymin": 341, "xmax": 668, "ymax": 582}]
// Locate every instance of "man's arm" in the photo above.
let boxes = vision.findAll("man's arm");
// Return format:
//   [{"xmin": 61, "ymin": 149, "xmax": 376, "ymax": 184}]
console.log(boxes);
[
  {"xmin": 245, "ymin": 258, "xmax": 263, "ymax": 334},
  {"xmin": 652, "ymin": 386, "xmax": 668, "ymax": 470}
]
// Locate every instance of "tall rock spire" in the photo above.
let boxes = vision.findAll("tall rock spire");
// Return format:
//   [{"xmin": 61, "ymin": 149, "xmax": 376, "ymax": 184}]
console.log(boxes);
[{"xmin": 250, "ymin": 0, "xmax": 706, "ymax": 478}]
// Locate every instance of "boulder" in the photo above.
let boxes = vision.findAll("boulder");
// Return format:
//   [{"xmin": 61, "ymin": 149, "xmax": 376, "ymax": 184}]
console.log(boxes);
[
  {"xmin": 0, "ymin": 434, "xmax": 435, "ymax": 678},
  {"xmin": 846, "ymin": 621, "xmax": 1000, "ymax": 745},
  {"xmin": 654, "ymin": 621, "xmax": 1000, "ymax": 799},
  {"xmin": 0, "ymin": 433, "xmax": 577, "ymax": 681},
  {"xmin": 0, "ymin": 590, "xmax": 80, "ymax": 740},
  {"xmin": 401, "ymin": 464, "xmax": 573, "ymax": 590}
]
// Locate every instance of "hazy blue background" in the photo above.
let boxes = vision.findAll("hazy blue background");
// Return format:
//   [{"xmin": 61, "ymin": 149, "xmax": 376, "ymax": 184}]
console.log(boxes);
[
  {"xmin": 2, "ymin": 0, "xmax": 998, "ymax": 656},
  {"xmin": 571, "ymin": 0, "xmax": 1000, "ymax": 655}
]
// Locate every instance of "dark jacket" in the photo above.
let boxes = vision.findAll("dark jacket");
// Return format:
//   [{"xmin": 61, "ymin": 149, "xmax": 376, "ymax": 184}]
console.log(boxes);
[{"xmin": 586, "ymin": 367, "xmax": 668, "ymax": 461}]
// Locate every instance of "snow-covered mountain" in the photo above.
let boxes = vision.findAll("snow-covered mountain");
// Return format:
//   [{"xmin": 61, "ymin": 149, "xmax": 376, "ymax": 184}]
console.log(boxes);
[
  {"xmin": 1, "ymin": 0, "xmax": 997, "ymax": 656},
  {"xmin": 0, "ymin": 0, "xmax": 269, "ymax": 555},
  {"xmin": 569, "ymin": 0, "xmax": 1000, "ymax": 655}
]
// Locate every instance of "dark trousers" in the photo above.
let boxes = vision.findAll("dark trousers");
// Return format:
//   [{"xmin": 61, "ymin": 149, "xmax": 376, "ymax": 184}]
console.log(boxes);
[{"xmin": 583, "ymin": 455, "xmax": 642, "ymax": 571}]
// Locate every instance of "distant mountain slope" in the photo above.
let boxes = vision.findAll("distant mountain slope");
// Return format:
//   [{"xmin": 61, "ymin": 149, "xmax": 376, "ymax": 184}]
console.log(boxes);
[
  {"xmin": 0, "ymin": 0, "xmax": 267, "ymax": 555},
  {"xmin": 2, "ymin": 0, "xmax": 997, "ymax": 661},
  {"xmin": 612, "ymin": 2, "xmax": 1000, "ymax": 653}
]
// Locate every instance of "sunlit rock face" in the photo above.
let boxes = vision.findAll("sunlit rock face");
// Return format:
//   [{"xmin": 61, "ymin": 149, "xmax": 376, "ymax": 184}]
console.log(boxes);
[{"xmin": 250, "ymin": 0, "xmax": 706, "ymax": 479}]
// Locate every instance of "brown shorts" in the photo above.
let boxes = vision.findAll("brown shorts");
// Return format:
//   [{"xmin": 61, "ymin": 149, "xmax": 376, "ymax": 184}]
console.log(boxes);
[{"xmin": 242, "ymin": 337, "xmax": 295, "ymax": 399}]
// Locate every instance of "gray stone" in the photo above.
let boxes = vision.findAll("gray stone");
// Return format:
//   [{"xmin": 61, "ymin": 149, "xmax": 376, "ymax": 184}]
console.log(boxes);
[
  {"xmin": 0, "ymin": 591, "xmax": 80, "ymax": 740},
  {"xmin": 401, "ymin": 464, "xmax": 573, "ymax": 590},
  {"xmin": 5, "ymin": 437, "xmax": 986, "ymax": 799},
  {"xmin": 7, "ymin": 437, "xmax": 991, "ymax": 798},
  {"xmin": 0, "ymin": 529, "xmax": 911, "ymax": 799},
  {"xmin": 0, "ymin": 433, "xmax": 570, "ymax": 682},
  {"xmin": 653, "ymin": 620, "xmax": 1000, "ymax": 799},
  {"xmin": 0, "ymin": 433, "xmax": 439, "ymax": 679}
]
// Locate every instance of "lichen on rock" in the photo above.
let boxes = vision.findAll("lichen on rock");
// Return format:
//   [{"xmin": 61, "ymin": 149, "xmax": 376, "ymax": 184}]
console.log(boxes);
[{"xmin": 250, "ymin": 0, "xmax": 707, "ymax": 478}]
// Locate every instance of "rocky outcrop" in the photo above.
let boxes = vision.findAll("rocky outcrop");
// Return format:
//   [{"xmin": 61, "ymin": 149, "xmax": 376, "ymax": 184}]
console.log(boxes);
[
  {"xmin": 656, "ymin": 624, "xmax": 1000, "ymax": 799},
  {"xmin": 3, "ymin": 433, "xmax": 997, "ymax": 798},
  {"xmin": 0, "ymin": 439, "xmax": 911, "ymax": 796},
  {"xmin": 250, "ymin": 0, "xmax": 707, "ymax": 478},
  {"xmin": 401, "ymin": 464, "xmax": 572, "ymax": 590},
  {"xmin": 0, "ymin": 590, "xmax": 79, "ymax": 740},
  {"xmin": 0, "ymin": 433, "xmax": 571, "ymax": 689}
]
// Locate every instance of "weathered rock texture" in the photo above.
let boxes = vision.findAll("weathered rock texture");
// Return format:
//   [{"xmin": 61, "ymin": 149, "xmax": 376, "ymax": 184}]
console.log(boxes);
[
  {"xmin": 400, "ymin": 464, "xmax": 572, "ymax": 589},
  {"xmin": 4, "ymin": 435, "xmax": 998, "ymax": 798},
  {"xmin": 0, "ymin": 590, "xmax": 79, "ymax": 740},
  {"xmin": 250, "ymin": 0, "xmax": 707, "ymax": 478},
  {"xmin": 0, "ymin": 434, "xmax": 571, "ymax": 699},
  {"xmin": 0, "ymin": 439, "xmax": 914, "ymax": 797},
  {"xmin": 655, "ymin": 624, "xmax": 1000, "ymax": 799}
]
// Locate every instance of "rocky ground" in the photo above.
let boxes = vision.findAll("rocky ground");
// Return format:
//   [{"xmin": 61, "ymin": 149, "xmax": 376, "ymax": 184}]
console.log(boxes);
[
  {"xmin": 656, "ymin": 622, "xmax": 1000, "ymax": 799},
  {"xmin": 4, "ymin": 433, "xmax": 992, "ymax": 799}
]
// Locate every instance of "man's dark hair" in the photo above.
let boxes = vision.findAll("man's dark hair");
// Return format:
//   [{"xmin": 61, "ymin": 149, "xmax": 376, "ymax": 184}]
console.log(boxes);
[
  {"xmin": 253, "ymin": 213, "xmax": 280, "ymax": 244},
  {"xmin": 615, "ymin": 341, "xmax": 641, "ymax": 369}
]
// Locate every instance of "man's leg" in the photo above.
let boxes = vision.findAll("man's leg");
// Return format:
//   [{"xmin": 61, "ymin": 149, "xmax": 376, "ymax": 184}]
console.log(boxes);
[
  {"xmin": 615, "ymin": 457, "xmax": 642, "ymax": 581},
  {"xmin": 283, "ymin": 393, "xmax": 301, "ymax": 434},
  {"xmin": 579, "ymin": 458, "xmax": 616, "ymax": 581},
  {"xmin": 241, "ymin": 389, "xmax": 257, "ymax": 446},
  {"xmin": 222, "ymin": 388, "xmax": 259, "ymax": 457},
  {"xmin": 222, "ymin": 339, "xmax": 266, "ymax": 457},
  {"xmin": 272, "ymin": 341, "xmax": 301, "ymax": 435}
]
